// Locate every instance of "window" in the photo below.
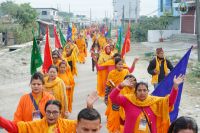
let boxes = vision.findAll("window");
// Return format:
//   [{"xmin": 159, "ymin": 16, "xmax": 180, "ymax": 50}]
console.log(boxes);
[{"xmin": 42, "ymin": 11, "xmax": 47, "ymax": 15}]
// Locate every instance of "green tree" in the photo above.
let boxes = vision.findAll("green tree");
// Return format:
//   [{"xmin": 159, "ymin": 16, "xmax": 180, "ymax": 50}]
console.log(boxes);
[{"xmin": 0, "ymin": 1, "xmax": 37, "ymax": 28}]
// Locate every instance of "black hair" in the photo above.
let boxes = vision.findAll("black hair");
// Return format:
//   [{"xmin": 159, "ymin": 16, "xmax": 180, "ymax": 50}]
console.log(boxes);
[
  {"xmin": 52, "ymin": 50, "xmax": 59, "ymax": 56},
  {"xmin": 48, "ymin": 65, "xmax": 58, "ymax": 72},
  {"xmin": 113, "ymin": 53, "xmax": 121, "ymax": 58},
  {"xmin": 135, "ymin": 82, "xmax": 148, "ymax": 92},
  {"xmin": 30, "ymin": 72, "xmax": 44, "ymax": 84},
  {"xmin": 78, "ymin": 108, "xmax": 101, "ymax": 123},
  {"xmin": 124, "ymin": 74, "xmax": 137, "ymax": 82},
  {"xmin": 59, "ymin": 60, "xmax": 67, "ymax": 67},
  {"xmin": 168, "ymin": 116, "xmax": 198, "ymax": 133},
  {"xmin": 114, "ymin": 57, "xmax": 122, "ymax": 65},
  {"xmin": 45, "ymin": 100, "xmax": 62, "ymax": 111},
  {"xmin": 92, "ymin": 40, "xmax": 100, "ymax": 49}
]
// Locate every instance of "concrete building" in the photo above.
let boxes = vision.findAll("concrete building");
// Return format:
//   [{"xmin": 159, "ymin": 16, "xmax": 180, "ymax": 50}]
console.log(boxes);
[
  {"xmin": 34, "ymin": 8, "xmax": 63, "ymax": 24},
  {"xmin": 113, "ymin": 0, "xmax": 140, "ymax": 25},
  {"xmin": 158, "ymin": 0, "xmax": 196, "ymax": 34}
]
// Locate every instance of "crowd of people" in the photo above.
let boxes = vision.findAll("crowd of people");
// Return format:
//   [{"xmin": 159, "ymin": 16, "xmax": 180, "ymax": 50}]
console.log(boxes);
[{"xmin": 0, "ymin": 24, "xmax": 198, "ymax": 133}]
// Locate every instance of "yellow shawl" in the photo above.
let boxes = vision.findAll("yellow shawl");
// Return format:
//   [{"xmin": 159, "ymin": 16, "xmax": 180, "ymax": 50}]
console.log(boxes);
[
  {"xmin": 97, "ymin": 51, "xmax": 113, "ymax": 65},
  {"xmin": 106, "ymin": 69, "xmax": 129, "ymax": 87},
  {"xmin": 152, "ymin": 57, "xmax": 168, "ymax": 84},
  {"xmin": 62, "ymin": 47, "xmax": 78, "ymax": 76},
  {"xmin": 17, "ymin": 117, "xmax": 76, "ymax": 133},
  {"xmin": 124, "ymin": 94, "xmax": 173, "ymax": 133},
  {"xmin": 44, "ymin": 77, "xmax": 68, "ymax": 117}
]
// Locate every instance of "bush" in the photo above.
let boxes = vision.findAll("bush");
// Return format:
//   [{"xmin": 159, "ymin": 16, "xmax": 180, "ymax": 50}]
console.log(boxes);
[{"xmin": 191, "ymin": 63, "xmax": 200, "ymax": 78}]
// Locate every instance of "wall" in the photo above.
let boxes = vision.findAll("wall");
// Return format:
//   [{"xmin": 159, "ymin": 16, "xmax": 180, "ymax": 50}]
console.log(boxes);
[{"xmin": 148, "ymin": 30, "xmax": 180, "ymax": 42}]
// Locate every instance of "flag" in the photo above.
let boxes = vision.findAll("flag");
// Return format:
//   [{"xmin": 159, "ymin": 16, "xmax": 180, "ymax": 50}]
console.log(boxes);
[
  {"xmin": 59, "ymin": 27, "xmax": 66, "ymax": 47},
  {"xmin": 42, "ymin": 26, "xmax": 53, "ymax": 73},
  {"xmin": 31, "ymin": 35, "xmax": 43, "ymax": 75},
  {"xmin": 54, "ymin": 26, "xmax": 62, "ymax": 49},
  {"xmin": 107, "ymin": 23, "xmax": 112, "ymax": 38},
  {"xmin": 121, "ymin": 24, "xmax": 131, "ymax": 58},
  {"xmin": 116, "ymin": 27, "xmax": 122, "ymax": 53},
  {"xmin": 152, "ymin": 46, "xmax": 192, "ymax": 122},
  {"xmin": 67, "ymin": 25, "xmax": 72, "ymax": 41},
  {"xmin": 105, "ymin": 23, "xmax": 111, "ymax": 38}
]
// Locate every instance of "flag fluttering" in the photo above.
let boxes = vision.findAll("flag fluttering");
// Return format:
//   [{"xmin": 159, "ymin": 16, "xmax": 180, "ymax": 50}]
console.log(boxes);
[
  {"xmin": 42, "ymin": 26, "xmax": 53, "ymax": 73},
  {"xmin": 54, "ymin": 26, "xmax": 62, "ymax": 49},
  {"xmin": 67, "ymin": 25, "xmax": 72, "ymax": 41},
  {"xmin": 59, "ymin": 27, "xmax": 66, "ymax": 47},
  {"xmin": 121, "ymin": 24, "xmax": 131, "ymax": 58},
  {"xmin": 30, "ymin": 35, "xmax": 43, "ymax": 75},
  {"xmin": 152, "ymin": 46, "xmax": 192, "ymax": 122},
  {"xmin": 116, "ymin": 27, "xmax": 122, "ymax": 53}
]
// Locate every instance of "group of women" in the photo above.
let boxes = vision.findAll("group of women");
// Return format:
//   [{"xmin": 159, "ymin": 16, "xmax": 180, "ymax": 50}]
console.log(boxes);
[
  {"xmin": 89, "ymin": 27, "xmax": 198, "ymax": 133},
  {"xmin": 0, "ymin": 25, "xmax": 198, "ymax": 133}
]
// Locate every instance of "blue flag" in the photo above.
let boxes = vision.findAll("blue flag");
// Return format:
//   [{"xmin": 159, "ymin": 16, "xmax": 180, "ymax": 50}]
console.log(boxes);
[
  {"xmin": 152, "ymin": 46, "xmax": 192, "ymax": 122},
  {"xmin": 66, "ymin": 25, "xmax": 72, "ymax": 41}
]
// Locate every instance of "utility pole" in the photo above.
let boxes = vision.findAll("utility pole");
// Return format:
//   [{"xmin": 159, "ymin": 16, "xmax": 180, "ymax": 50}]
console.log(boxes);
[
  {"xmin": 196, "ymin": 0, "xmax": 200, "ymax": 61},
  {"xmin": 90, "ymin": 8, "xmax": 92, "ymax": 25},
  {"xmin": 135, "ymin": 0, "xmax": 138, "ymax": 23},
  {"xmin": 129, "ymin": 0, "xmax": 131, "ymax": 23},
  {"xmin": 122, "ymin": 5, "xmax": 125, "ymax": 30}
]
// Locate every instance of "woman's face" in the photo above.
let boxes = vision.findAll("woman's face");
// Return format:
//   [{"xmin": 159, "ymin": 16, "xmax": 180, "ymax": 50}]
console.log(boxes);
[
  {"xmin": 177, "ymin": 129, "xmax": 194, "ymax": 133},
  {"xmin": 59, "ymin": 64, "xmax": 66, "ymax": 73},
  {"xmin": 129, "ymin": 77, "xmax": 137, "ymax": 88},
  {"xmin": 116, "ymin": 61, "xmax": 123, "ymax": 71},
  {"xmin": 135, "ymin": 84, "xmax": 149, "ymax": 101},
  {"xmin": 52, "ymin": 54, "xmax": 59, "ymax": 64},
  {"xmin": 46, "ymin": 104, "xmax": 60, "ymax": 126},
  {"xmin": 105, "ymin": 46, "xmax": 111, "ymax": 55},
  {"xmin": 31, "ymin": 79, "xmax": 43, "ymax": 94},
  {"xmin": 48, "ymin": 68, "xmax": 57, "ymax": 81}
]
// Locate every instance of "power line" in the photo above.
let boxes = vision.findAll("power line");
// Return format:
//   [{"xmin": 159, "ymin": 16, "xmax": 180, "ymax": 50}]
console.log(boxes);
[{"xmin": 143, "ymin": 8, "xmax": 160, "ymax": 16}]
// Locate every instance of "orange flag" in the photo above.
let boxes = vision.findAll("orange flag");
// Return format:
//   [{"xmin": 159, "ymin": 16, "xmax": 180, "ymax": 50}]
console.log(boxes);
[
  {"xmin": 121, "ymin": 24, "xmax": 131, "ymax": 58},
  {"xmin": 42, "ymin": 26, "xmax": 53, "ymax": 73},
  {"xmin": 54, "ymin": 26, "xmax": 62, "ymax": 49}
]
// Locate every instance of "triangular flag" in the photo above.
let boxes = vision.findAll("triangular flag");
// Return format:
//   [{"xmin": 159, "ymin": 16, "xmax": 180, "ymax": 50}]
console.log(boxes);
[
  {"xmin": 54, "ymin": 26, "xmax": 62, "ymax": 49},
  {"xmin": 152, "ymin": 46, "xmax": 193, "ymax": 122},
  {"xmin": 42, "ymin": 26, "xmax": 53, "ymax": 73},
  {"xmin": 59, "ymin": 27, "xmax": 66, "ymax": 47},
  {"xmin": 121, "ymin": 24, "xmax": 131, "ymax": 58},
  {"xmin": 31, "ymin": 35, "xmax": 43, "ymax": 75}
]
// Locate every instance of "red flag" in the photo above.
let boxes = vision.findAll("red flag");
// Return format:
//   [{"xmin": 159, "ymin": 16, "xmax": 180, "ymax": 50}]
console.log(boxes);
[
  {"xmin": 121, "ymin": 24, "xmax": 131, "ymax": 58},
  {"xmin": 54, "ymin": 26, "xmax": 62, "ymax": 49},
  {"xmin": 42, "ymin": 26, "xmax": 53, "ymax": 73}
]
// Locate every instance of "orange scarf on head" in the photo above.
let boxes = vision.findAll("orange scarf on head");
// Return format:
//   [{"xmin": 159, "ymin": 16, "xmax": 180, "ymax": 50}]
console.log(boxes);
[
  {"xmin": 124, "ymin": 93, "xmax": 173, "ymax": 133},
  {"xmin": 152, "ymin": 57, "xmax": 168, "ymax": 84}
]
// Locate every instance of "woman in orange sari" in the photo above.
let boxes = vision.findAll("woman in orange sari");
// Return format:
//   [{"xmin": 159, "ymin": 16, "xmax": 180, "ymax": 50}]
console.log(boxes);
[
  {"xmin": 14, "ymin": 72, "xmax": 54, "ymax": 123},
  {"xmin": 58, "ymin": 60, "xmax": 75, "ymax": 113},
  {"xmin": 105, "ymin": 57, "xmax": 130, "ymax": 133}
]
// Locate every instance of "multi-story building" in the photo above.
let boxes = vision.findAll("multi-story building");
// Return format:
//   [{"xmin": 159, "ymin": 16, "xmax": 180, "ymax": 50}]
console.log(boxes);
[
  {"xmin": 158, "ymin": 0, "xmax": 196, "ymax": 34},
  {"xmin": 113, "ymin": 0, "xmax": 140, "ymax": 24},
  {"xmin": 34, "ymin": 8, "xmax": 62, "ymax": 24}
]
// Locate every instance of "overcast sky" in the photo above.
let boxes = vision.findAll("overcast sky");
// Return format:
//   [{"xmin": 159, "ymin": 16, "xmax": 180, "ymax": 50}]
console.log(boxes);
[{"xmin": 0, "ymin": 0, "xmax": 158, "ymax": 18}]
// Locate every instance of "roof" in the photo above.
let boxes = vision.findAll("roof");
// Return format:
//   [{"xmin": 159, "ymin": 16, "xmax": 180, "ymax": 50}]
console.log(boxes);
[{"xmin": 34, "ymin": 8, "xmax": 59, "ymax": 11}]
